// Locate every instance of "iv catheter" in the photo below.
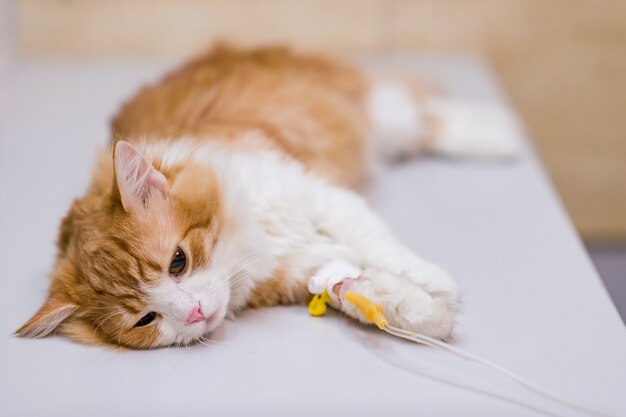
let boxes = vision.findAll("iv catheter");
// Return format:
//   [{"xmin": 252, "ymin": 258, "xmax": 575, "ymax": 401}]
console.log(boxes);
[{"xmin": 308, "ymin": 288, "xmax": 614, "ymax": 417}]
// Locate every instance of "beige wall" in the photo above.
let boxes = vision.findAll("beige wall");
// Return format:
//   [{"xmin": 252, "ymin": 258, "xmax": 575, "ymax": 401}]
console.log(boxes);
[{"xmin": 13, "ymin": 0, "xmax": 626, "ymax": 242}]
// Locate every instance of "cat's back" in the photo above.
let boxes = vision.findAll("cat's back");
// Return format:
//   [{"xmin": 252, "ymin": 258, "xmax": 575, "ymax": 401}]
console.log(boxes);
[{"xmin": 111, "ymin": 45, "xmax": 371, "ymax": 186}]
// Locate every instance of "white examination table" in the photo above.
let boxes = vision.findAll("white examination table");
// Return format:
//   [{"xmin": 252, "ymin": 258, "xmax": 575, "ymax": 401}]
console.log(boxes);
[{"xmin": 0, "ymin": 56, "xmax": 624, "ymax": 417}]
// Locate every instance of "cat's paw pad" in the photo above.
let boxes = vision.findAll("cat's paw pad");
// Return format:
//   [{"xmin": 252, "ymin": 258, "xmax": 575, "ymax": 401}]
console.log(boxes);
[{"xmin": 427, "ymin": 98, "xmax": 523, "ymax": 160}]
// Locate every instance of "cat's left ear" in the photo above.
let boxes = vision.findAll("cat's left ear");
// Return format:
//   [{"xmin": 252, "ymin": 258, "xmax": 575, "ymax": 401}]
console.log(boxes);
[
  {"xmin": 15, "ymin": 296, "xmax": 78, "ymax": 338},
  {"xmin": 113, "ymin": 141, "xmax": 168, "ymax": 213}
]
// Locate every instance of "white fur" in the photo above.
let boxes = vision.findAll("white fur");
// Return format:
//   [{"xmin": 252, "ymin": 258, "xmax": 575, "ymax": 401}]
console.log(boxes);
[
  {"xmin": 366, "ymin": 81, "xmax": 425, "ymax": 160},
  {"xmin": 140, "ymin": 138, "xmax": 460, "ymax": 344},
  {"xmin": 366, "ymin": 81, "xmax": 522, "ymax": 161},
  {"xmin": 425, "ymin": 97, "xmax": 522, "ymax": 159},
  {"xmin": 120, "ymin": 82, "xmax": 525, "ymax": 346},
  {"xmin": 139, "ymin": 141, "xmax": 277, "ymax": 345}
]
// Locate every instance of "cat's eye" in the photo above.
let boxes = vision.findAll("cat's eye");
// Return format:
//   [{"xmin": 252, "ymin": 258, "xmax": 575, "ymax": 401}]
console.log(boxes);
[
  {"xmin": 135, "ymin": 312, "xmax": 156, "ymax": 327},
  {"xmin": 169, "ymin": 247, "xmax": 187, "ymax": 276}
]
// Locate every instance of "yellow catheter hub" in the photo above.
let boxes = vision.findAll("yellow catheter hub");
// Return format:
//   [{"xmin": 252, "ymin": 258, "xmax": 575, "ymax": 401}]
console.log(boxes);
[
  {"xmin": 307, "ymin": 285, "xmax": 610, "ymax": 417},
  {"xmin": 344, "ymin": 290, "xmax": 388, "ymax": 329}
]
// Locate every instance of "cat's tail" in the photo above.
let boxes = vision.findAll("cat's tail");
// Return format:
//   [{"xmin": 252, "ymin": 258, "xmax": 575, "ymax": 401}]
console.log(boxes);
[{"xmin": 365, "ymin": 78, "xmax": 524, "ymax": 162}]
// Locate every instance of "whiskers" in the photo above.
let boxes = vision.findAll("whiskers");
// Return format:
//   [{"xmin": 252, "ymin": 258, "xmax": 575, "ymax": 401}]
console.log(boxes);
[
  {"xmin": 221, "ymin": 250, "xmax": 271, "ymax": 287},
  {"xmin": 195, "ymin": 333, "xmax": 260, "ymax": 355},
  {"xmin": 91, "ymin": 306, "xmax": 126, "ymax": 344}
]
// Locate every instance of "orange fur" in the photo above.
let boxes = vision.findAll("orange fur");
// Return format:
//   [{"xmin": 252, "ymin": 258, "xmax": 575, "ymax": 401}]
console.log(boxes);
[
  {"xmin": 112, "ymin": 45, "xmax": 370, "ymax": 187},
  {"xmin": 247, "ymin": 268, "xmax": 311, "ymax": 309},
  {"xmin": 18, "ymin": 145, "xmax": 226, "ymax": 348},
  {"xmin": 18, "ymin": 45, "xmax": 376, "ymax": 348}
]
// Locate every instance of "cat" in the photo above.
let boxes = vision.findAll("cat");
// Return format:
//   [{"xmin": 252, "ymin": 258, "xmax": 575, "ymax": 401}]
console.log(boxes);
[{"xmin": 16, "ymin": 45, "xmax": 520, "ymax": 349}]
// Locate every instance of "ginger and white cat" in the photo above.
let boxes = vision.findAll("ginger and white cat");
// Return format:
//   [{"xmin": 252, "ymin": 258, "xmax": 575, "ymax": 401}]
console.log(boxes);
[{"xmin": 16, "ymin": 46, "xmax": 519, "ymax": 349}]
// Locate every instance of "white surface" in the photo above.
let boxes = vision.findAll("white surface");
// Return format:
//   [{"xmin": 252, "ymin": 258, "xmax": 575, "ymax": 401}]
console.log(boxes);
[{"xmin": 0, "ymin": 56, "xmax": 624, "ymax": 417}]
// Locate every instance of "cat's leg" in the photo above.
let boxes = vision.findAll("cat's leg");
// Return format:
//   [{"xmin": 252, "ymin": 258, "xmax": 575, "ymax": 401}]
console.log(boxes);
[
  {"xmin": 311, "ymin": 183, "xmax": 458, "ymax": 296},
  {"xmin": 308, "ymin": 184, "xmax": 460, "ymax": 338},
  {"xmin": 366, "ymin": 79, "xmax": 522, "ymax": 161},
  {"xmin": 424, "ymin": 97, "xmax": 523, "ymax": 159}
]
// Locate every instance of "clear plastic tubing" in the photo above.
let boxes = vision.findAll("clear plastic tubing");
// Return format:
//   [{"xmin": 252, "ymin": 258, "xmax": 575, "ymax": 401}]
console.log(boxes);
[{"xmin": 382, "ymin": 323, "xmax": 613, "ymax": 417}]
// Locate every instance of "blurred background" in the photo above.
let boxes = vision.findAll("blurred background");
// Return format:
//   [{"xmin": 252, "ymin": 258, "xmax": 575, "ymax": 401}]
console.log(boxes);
[{"xmin": 1, "ymin": 0, "xmax": 624, "ymax": 318}]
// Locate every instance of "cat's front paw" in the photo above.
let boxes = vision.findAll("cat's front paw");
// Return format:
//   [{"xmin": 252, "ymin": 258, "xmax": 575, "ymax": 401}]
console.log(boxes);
[
  {"xmin": 345, "ymin": 268, "xmax": 459, "ymax": 339},
  {"xmin": 402, "ymin": 262, "xmax": 460, "ymax": 305}
]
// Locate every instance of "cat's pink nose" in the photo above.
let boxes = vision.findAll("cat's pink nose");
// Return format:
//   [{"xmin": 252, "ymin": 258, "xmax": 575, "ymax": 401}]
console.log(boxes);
[{"xmin": 185, "ymin": 303, "xmax": 205, "ymax": 325}]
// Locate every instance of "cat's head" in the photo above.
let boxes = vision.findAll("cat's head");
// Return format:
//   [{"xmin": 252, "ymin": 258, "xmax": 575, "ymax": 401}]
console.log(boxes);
[{"xmin": 16, "ymin": 141, "xmax": 268, "ymax": 349}]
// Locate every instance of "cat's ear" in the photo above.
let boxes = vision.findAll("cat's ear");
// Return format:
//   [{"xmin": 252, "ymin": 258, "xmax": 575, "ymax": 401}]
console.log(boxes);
[
  {"xmin": 15, "ymin": 297, "xmax": 78, "ymax": 338},
  {"xmin": 113, "ymin": 141, "xmax": 168, "ymax": 213}
]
